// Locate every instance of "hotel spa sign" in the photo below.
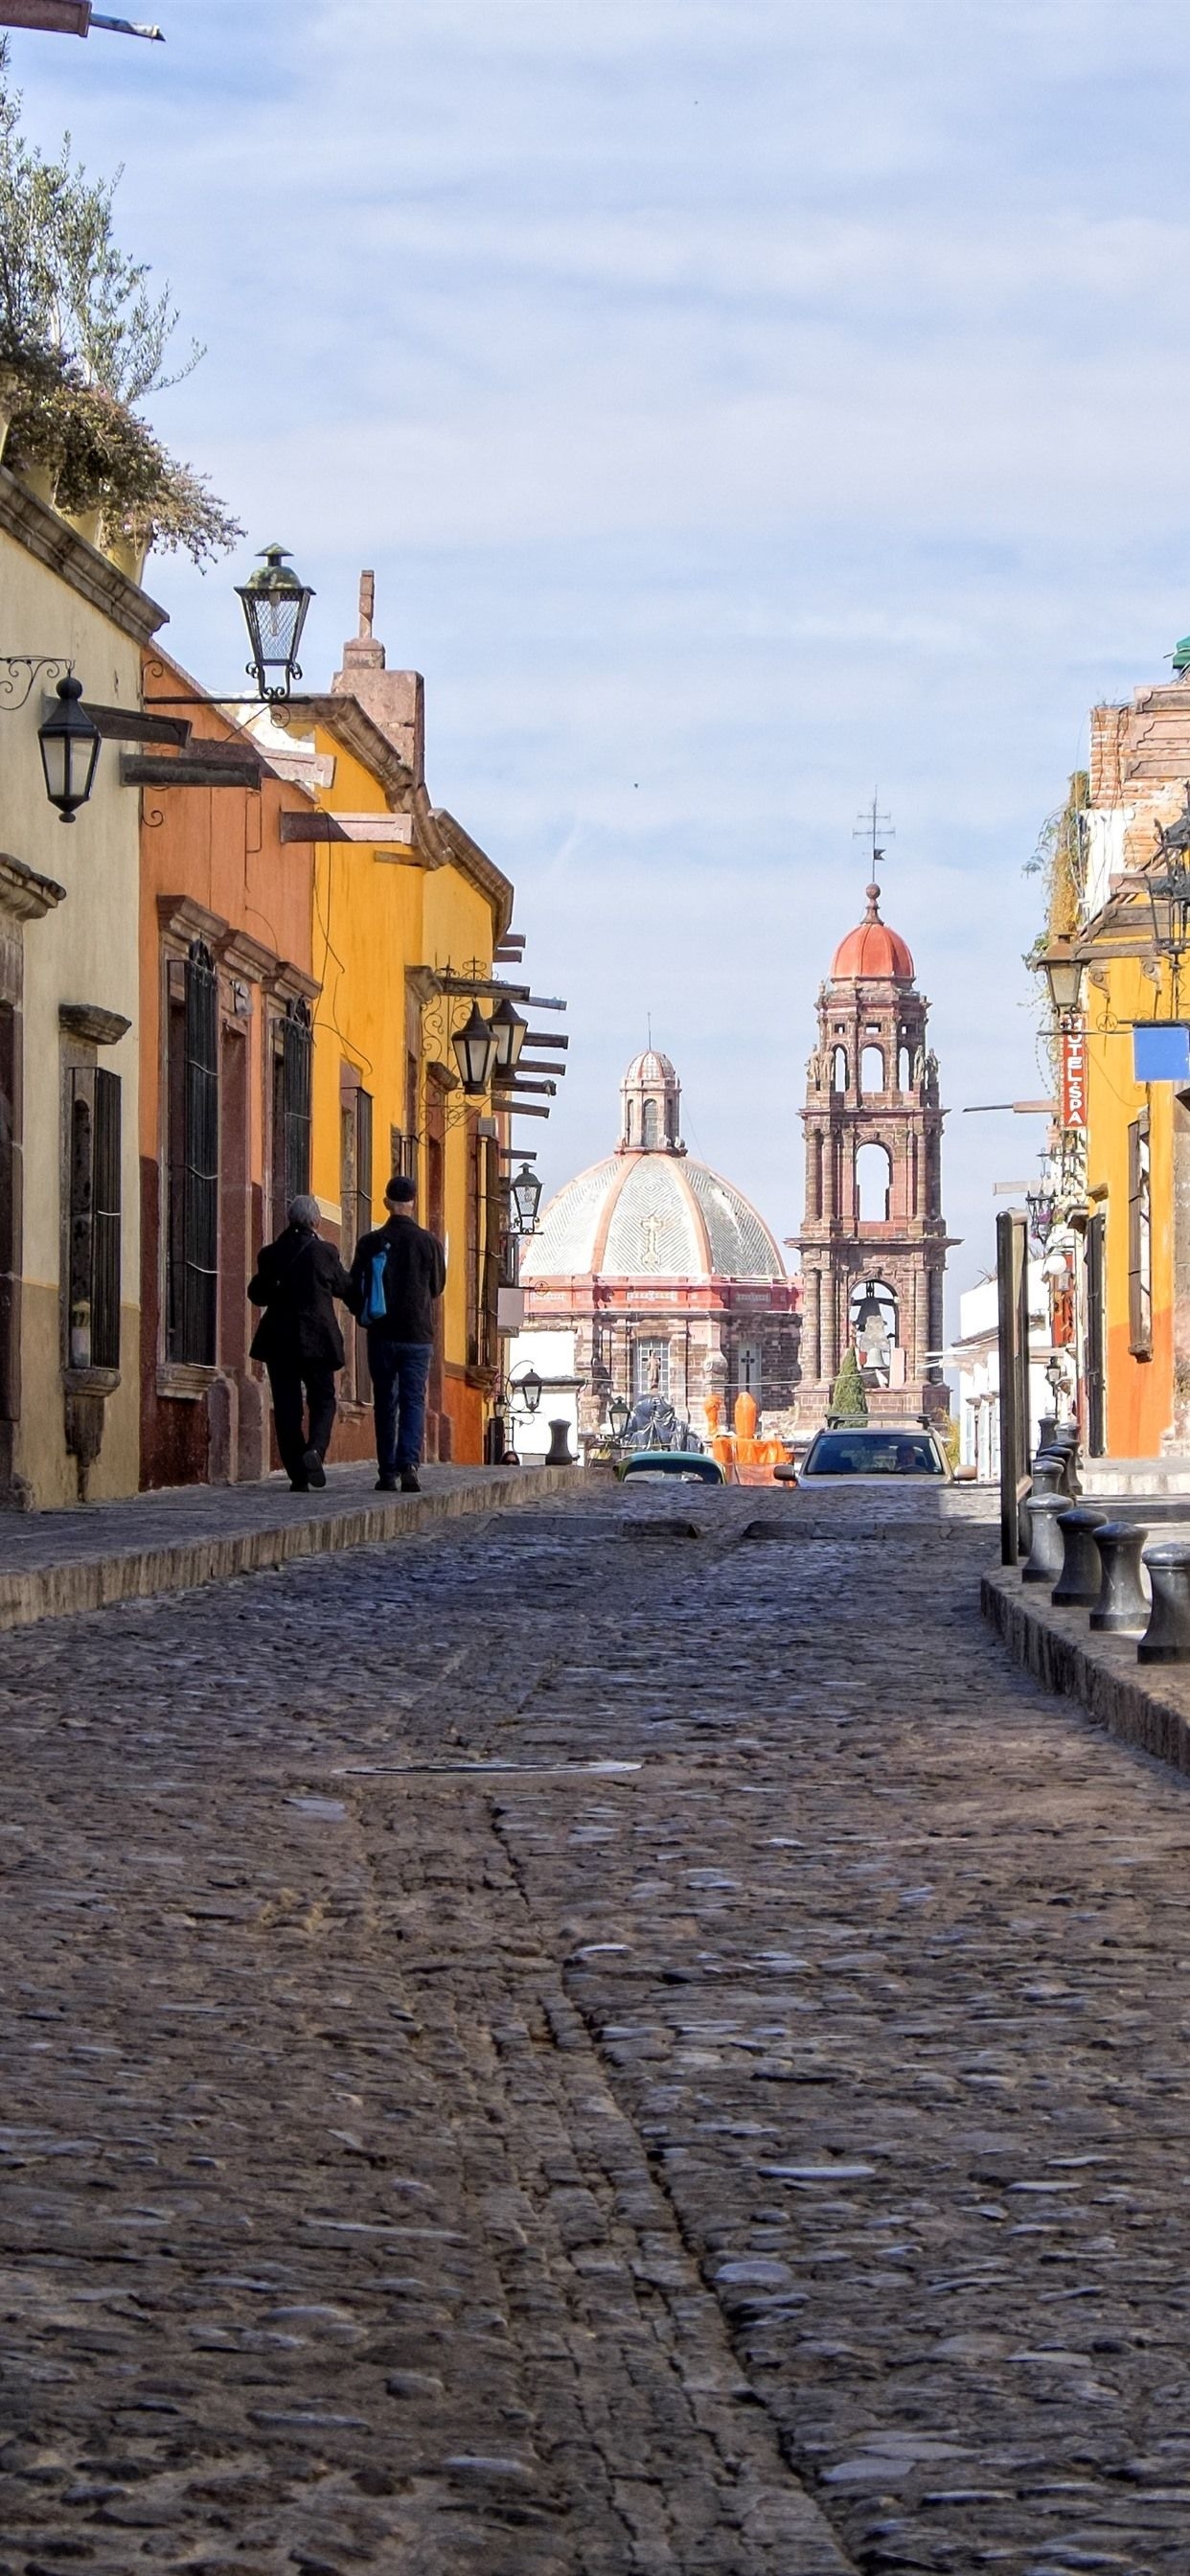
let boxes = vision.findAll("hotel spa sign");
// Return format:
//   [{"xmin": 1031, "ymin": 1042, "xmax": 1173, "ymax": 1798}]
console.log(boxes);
[{"xmin": 1060, "ymin": 1024, "xmax": 1087, "ymax": 1132}]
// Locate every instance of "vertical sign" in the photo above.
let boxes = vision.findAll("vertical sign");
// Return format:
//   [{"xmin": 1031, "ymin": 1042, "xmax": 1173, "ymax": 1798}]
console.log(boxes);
[{"xmin": 1060, "ymin": 1023, "xmax": 1087, "ymax": 1131}]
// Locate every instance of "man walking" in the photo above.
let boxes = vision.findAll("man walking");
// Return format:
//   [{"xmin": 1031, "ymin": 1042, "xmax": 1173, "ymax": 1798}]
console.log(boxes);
[
  {"xmin": 350, "ymin": 1174, "xmax": 446, "ymax": 1492},
  {"xmin": 248, "ymin": 1195, "xmax": 355, "ymax": 1492}
]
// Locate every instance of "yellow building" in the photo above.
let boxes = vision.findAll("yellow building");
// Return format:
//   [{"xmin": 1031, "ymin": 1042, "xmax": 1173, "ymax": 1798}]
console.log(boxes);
[
  {"xmin": 1050, "ymin": 664, "xmax": 1190, "ymax": 1476},
  {"xmin": 247, "ymin": 577, "xmax": 519, "ymax": 1464}
]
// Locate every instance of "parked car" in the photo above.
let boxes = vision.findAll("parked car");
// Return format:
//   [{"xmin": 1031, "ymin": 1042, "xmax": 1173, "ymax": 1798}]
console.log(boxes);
[
  {"xmin": 619, "ymin": 1450, "xmax": 726, "ymax": 1486},
  {"xmin": 796, "ymin": 1424, "xmax": 950, "ymax": 1483}
]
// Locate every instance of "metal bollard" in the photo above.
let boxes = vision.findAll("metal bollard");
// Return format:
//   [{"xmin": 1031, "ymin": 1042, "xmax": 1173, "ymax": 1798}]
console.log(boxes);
[
  {"xmin": 1138, "ymin": 1539, "xmax": 1190, "ymax": 1664},
  {"xmin": 1089, "ymin": 1521, "xmax": 1150, "ymax": 1632},
  {"xmin": 1021, "ymin": 1492, "xmax": 1070, "ymax": 1585},
  {"xmin": 544, "ymin": 1417, "xmax": 575, "ymax": 1467},
  {"xmin": 1051, "ymin": 1503, "xmax": 1109, "ymax": 1607},
  {"xmin": 1030, "ymin": 1453, "xmax": 1068, "ymax": 1501}
]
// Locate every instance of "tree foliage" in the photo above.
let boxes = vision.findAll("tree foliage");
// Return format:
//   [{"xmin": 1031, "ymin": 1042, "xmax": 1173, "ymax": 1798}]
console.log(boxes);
[
  {"xmin": 831, "ymin": 1348, "xmax": 869, "ymax": 1423},
  {"xmin": 0, "ymin": 39, "xmax": 238, "ymax": 564}
]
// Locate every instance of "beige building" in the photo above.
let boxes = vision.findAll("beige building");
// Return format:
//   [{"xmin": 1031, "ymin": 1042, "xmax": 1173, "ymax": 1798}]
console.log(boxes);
[{"xmin": 0, "ymin": 466, "xmax": 164, "ymax": 1505}]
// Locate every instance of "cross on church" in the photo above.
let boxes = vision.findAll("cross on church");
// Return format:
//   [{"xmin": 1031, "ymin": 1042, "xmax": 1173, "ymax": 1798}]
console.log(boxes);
[{"xmin": 854, "ymin": 789, "xmax": 895, "ymax": 881}]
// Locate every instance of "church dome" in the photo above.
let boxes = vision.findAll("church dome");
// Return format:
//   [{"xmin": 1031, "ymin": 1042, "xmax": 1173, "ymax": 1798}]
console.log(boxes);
[
  {"xmin": 831, "ymin": 884, "xmax": 915, "ymax": 982},
  {"xmin": 622, "ymin": 1046, "xmax": 677, "ymax": 1087},
  {"xmin": 520, "ymin": 1152, "xmax": 786, "ymax": 1283}
]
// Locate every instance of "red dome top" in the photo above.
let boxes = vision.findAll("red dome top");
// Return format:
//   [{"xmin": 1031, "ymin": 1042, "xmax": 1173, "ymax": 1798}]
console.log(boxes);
[{"xmin": 831, "ymin": 885, "xmax": 914, "ymax": 982}]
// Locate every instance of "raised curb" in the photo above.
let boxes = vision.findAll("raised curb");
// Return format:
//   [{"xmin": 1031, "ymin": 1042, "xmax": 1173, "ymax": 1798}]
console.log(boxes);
[
  {"xmin": 981, "ymin": 1563, "xmax": 1190, "ymax": 1776},
  {"xmin": 0, "ymin": 1463, "xmax": 583, "ymax": 1634}
]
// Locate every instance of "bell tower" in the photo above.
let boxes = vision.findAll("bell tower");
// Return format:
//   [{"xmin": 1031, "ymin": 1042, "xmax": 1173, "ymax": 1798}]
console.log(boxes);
[{"xmin": 793, "ymin": 882, "xmax": 954, "ymax": 1429}]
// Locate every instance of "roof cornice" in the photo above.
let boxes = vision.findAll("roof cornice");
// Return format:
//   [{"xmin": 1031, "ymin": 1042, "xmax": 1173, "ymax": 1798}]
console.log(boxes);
[
  {"xmin": 0, "ymin": 466, "xmax": 168, "ymax": 646},
  {"xmin": 429, "ymin": 805, "xmax": 515, "ymax": 941},
  {"xmin": 277, "ymin": 693, "xmax": 414, "ymax": 810}
]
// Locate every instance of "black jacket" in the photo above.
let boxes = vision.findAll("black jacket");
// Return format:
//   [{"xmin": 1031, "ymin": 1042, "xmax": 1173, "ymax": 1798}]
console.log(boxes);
[
  {"xmin": 248, "ymin": 1225, "xmax": 356, "ymax": 1369},
  {"xmin": 350, "ymin": 1216, "xmax": 446, "ymax": 1344}
]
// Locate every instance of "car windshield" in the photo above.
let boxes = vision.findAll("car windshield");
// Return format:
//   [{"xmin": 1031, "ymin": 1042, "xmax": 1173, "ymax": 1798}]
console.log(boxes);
[
  {"xmin": 806, "ymin": 1432, "xmax": 942, "ymax": 1476},
  {"xmin": 623, "ymin": 1453, "xmax": 721, "ymax": 1484}
]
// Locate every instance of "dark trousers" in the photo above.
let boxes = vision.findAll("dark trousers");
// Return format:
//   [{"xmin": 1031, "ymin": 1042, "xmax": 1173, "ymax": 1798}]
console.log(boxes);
[
  {"xmin": 367, "ymin": 1336, "xmax": 432, "ymax": 1474},
  {"xmin": 266, "ymin": 1359, "xmax": 337, "ymax": 1481}
]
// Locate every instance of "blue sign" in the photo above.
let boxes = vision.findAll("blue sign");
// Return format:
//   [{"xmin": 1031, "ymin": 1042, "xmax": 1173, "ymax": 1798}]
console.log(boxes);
[{"xmin": 1133, "ymin": 1024, "xmax": 1190, "ymax": 1084}]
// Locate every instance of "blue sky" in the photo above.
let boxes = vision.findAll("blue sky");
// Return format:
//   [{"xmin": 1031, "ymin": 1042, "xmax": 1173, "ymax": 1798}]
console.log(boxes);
[{"xmin": 12, "ymin": 1, "xmax": 1190, "ymax": 1323}]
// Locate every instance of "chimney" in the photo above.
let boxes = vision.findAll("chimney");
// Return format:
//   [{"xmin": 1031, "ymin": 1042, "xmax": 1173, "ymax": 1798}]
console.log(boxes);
[{"xmin": 332, "ymin": 570, "xmax": 424, "ymax": 785}]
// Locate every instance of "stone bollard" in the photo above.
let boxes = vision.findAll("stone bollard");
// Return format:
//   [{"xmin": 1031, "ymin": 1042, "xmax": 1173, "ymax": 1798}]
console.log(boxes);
[
  {"xmin": 1021, "ymin": 1492, "xmax": 1070, "ymax": 1585},
  {"xmin": 1138, "ymin": 1540, "xmax": 1190, "ymax": 1664},
  {"xmin": 1051, "ymin": 1503, "xmax": 1109, "ymax": 1607},
  {"xmin": 1030, "ymin": 1453, "xmax": 1068, "ymax": 1501},
  {"xmin": 1089, "ymin": 1521, "xmax": 1151, "ymax": 1632},
  {"xmin": 1047, "ymin": 1424, "xmax": 1080, "ymax": 1498},
  {"xmin": 544, "ymin": 1417, "xmax": 575, "ymax": 1467}
]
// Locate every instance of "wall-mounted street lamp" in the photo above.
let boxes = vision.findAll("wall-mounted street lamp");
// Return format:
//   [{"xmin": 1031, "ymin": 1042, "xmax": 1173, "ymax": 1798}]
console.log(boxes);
[
  {"xmin": 235, "ymin": 543, "xmax": 315, "ymax": 702},
  {"xmin": 1025, "ymin": 1163, "xmax": 1057, "ymax": 1254},
  {"xmin": 507, "ymin": 1162, "xmax": 542, "ymax": 1232},
  {"xmin": 490, "ymin": 995, "xmax": 528, "ymax": 1072},
  {"xmin": 451, "ymin": 998, "xmax": 499, "ymax": 1095},
  {"xmin": 37, "ymin": 674, "xmax": 102, "ymax": 821},
  {"xmin": 607, "ymin": 1392, "xmax": 630, "ymax": 1441},
  {"xmin": 1146, "ymin": 797, "xmax": 1190, "ymax": 984},
  {"xmin": 0, "ymin": 657, "xmax": 102, "ymax": 820},
  {"xmin": 1036, "ymin": 940, "xmax": 1085, "ymax": 1022}
]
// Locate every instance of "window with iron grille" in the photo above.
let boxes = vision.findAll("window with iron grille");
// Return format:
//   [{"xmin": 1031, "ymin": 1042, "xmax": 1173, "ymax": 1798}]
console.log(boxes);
[
  {"xmin": 389, "ymin": 1120, "xmax": 417, "ymax": 1188},
  {"xmin": 67, "ymin": 1066, "xmax": 121, "ymax": 1370},
  {"xmin": 633, "ymin": 1336, "xmax": 670, "ymax": 1397},
  {"xmin": 1128, "ymin": 1113, "xmax": 1152, "ymax": 1358},
  {"xmin": 167, "ymin": 939, "xmax": 218, "ymax": 1364},
  {"xmin": 339, "ymin": 1079, "xmax": 373, "ymax": 1401},
  {"xmin": 271, "ymin": 998, "xmax": 311, "ymax": 1223}
]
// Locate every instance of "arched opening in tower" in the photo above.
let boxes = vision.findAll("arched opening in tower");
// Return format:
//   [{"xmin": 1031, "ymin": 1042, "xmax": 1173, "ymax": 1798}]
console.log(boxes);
[
  {"xmin": 860, "ymin": 1044, "xmax": 884, "ymax": 1095},
  {"xmin": 856, "ymin": 1140, "xmax": 893, "ymax": 1224},
  {"xmin": 831, "ymin": 1045, "xmax": 848, "ymax": 1092},
  {"xmin": 851, "ymin": 1277, "xmax": 899, "ymax": 1385}
]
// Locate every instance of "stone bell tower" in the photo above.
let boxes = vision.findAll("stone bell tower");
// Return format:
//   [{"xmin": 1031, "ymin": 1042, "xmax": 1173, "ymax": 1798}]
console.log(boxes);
[{"xmin": 793, "ymin": 882, "xmax": 954, "ymax": 1430}]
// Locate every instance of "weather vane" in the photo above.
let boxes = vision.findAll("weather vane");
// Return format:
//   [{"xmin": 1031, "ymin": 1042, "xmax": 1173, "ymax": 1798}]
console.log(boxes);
[{"xmin": 854, "ymin": 789, "xmax": 895, "ymax": 881}]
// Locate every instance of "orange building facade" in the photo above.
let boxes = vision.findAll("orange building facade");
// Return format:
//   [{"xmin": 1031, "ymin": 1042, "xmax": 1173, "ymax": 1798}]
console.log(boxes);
[{"xmin": 138, "ymin": 646, "xmax": 321, "ymax": 1488}]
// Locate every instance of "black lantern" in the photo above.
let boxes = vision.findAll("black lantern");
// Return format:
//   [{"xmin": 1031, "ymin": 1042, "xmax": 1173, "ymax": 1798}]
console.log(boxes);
[
  {"xmin": 490, "ymin": 995, "xmax": 528, "ymax": 1072},
  {"xmin": 509, "ymin": 1162, "xmax": 542, "ymax": 1230},
  {"xmin": 235, "ymin": 542, "xmax": 315, "ymax": 701},
  {"xmin": 518, "ymin": 1366, "xmax": 542, "ymax": 1414},
  {"xmin": 607, "ymin": 1392, "xmax": 630, "ymax": 1440},
  {"xmin": 1026, "ymin": 1172, "xmax": 1057, "ymax": 1253},
  {"xmin": 451, "ymin": 998, "xmax": 498, "ymax": 1094},
  {"xmin": 38, "ymin": 674, "xmax": 101, "ymax": 821},
  {"xmin": 1036, "ymin": 940, "xmax": 1084, "ymax": 1020}
]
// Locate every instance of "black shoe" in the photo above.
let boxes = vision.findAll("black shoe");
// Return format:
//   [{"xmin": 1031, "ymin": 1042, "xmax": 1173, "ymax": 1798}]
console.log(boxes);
[
  {"xmin": 375, "ymin": 1474, "xmax": 398, "ymax": 1492},
  {"xmin": 302, "ymin": 1447, "xmax": 326, "ymax": 1488},
  {"xmin": 400, "ymin": 1468, "xmax": 422, "ymax": 1494},
  {"xmin": 289, "ymin": 1477, "xmax": 309, "ymax": 1493}
]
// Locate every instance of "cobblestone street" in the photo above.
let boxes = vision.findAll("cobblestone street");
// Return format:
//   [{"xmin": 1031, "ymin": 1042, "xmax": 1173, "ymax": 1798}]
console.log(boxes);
[{"xmin": 4, "ymin": 1483, "xmax": 1190, "ymax": 2573}]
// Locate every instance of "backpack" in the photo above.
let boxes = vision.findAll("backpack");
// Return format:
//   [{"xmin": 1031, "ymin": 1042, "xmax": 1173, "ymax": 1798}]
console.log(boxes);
[{"xmin": 360, "ymin": 1246, "xmax": 388, "ymax": 1325}]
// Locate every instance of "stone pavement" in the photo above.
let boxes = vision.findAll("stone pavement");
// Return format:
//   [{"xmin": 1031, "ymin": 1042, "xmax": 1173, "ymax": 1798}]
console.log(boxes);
[{"xmin": 3, "ymin": 1481, "xmax": 1190, "ymax": 2571}]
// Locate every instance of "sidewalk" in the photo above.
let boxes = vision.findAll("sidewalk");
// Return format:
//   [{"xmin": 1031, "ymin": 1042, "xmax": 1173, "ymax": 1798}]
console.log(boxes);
[
  {"xmin": 0, "ymin": 1459, "xmax": 581, "ymax": 1633},
  {"xmin": 982, "ymin": 1559, "xmax": 1190, "ymax": 1777}
]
